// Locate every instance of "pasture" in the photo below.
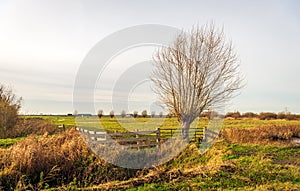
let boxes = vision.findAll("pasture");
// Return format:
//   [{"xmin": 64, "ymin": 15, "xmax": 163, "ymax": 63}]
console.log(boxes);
[{"xmin": 22, "ymin": 115, "xmax": 300, "ymax": 130}]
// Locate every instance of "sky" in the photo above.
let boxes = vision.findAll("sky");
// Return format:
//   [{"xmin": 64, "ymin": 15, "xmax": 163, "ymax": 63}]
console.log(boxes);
[{"xmin": 0, "ymin": 0, "xmax": 300, "ymax": 115}]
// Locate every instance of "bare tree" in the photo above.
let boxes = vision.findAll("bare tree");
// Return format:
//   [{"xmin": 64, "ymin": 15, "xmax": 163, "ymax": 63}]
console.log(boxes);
[
  {"xmin": 109, "ymin": 110, "xmax": 114, "ymax": 118},
  {"xmin": 141, "ymin": 110, "xmax": 147, "ymax": 118},
  {"xmin": 73, "ymin": 110, "xmax": 78, "ymax": 116},
  {"xmin": 121, "ymin": 110, "xmax": 126, "ymax": 118},
  {"xmin": 97, "ymin": 109, "xmax": 103, "ymax": 118},
  {"xmin": 151, "ymin": 111, "xmax": 156, "ymax": 118},
  {"xmin": 151, "ymin": 23, "xmax": 242, "ymax": 139},
  {"xmin": 159, "ymin": 112, "xmax": 163, "ymax": 118},
  {"xmin": 133, "ymin": 111, "xmax": 138, "ymax": 118}
]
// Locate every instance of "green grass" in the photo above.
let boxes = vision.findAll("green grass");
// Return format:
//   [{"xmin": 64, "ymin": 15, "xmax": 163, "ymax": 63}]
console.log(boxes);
[
  {"xmin": 22, "ymin": 115, "xmax": 300, "ymax": 131},
  {"xmin": 0, "ymin": 137, "xmax": 25, "ymax": 147},
  {"xmin": 127, "ymin": 142, "xmax": 300, "ymax": 190}
]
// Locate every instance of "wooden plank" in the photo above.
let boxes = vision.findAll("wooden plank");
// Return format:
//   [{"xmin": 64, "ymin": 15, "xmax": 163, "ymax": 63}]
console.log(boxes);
[
  {"xmin": 115, "ymin": 137, "xmax": 157, "ymax": 143},
  {"xmin": 109, "ymin": 130, "xmax": 158, "ymax": 137},
  {"xmin": 127, "ymin": 143, "xmax": 158, "ymax": 148}
]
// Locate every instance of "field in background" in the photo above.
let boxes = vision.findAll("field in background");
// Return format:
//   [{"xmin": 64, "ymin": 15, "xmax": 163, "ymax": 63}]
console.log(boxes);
[{"xmin": 22, "ymin": 115, "xmax": 300, "ymax": 132}]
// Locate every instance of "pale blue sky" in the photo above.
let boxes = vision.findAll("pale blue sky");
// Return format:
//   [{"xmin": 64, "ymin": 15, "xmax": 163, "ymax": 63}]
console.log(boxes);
[{"xmin": 0, "ymin": 0, "xmax": 300, "ymax": 114}]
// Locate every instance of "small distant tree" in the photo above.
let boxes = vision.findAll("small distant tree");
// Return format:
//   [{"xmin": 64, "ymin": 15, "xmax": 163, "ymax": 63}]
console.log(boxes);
[
  {"xmin": 151, "ymin": 111, "xmax": 156, "ymax": 118},
  {"xmin": 121, "ymin": 110, "xmax": 126, "ymax": 118},
  {"xmin": 0, "ymin": 84, "xmax": 21, "ymax": 137},
  {"xmin": 109, "ymin": 110, "xmax": 114, "ymax": 118},
  {"xmin": 159, "ymin": 112, "xmax": 163, "ymax": 118},
  {"xmin": 166, "ymin": 113, "xmax": 173, "ymax": 118},
  {"xmin": 97, "ymin": 110, "xmax": 103, "ymax": 118},
  {"xmin": 141, "ymin": 110, "xmax": 147, "ymax": 118},
  {"xmin": 133, "ymin": 111, "xmax": 138, "ymax": 118},
  {"xmin": 73, "ymin": 110, "xmax": 78, "ymax": 116}
]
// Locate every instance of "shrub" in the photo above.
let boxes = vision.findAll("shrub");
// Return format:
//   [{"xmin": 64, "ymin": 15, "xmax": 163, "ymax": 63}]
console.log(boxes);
[
  {"xmin": 259, "ymin": 112, "xmax": 277, "ymax": 120},
  {"xmin": 133, "ymin": 111, "xmax": 138, "ymax": 118},
  {"xmin": 222, "ymin": 125, "xmax": 300, "ymax": 145},
  {"xmin": 242, "ymin": 112, "xmax": 258, "ymax": 118},
  {"xmin": 277, "ymin": 112, "xmax": 286, "ymax": 119},
  {"xmin": 225, "ymin": 112, "xmax": 241, "ymax": 119},
  {"xmin": 4, "ymin": 118, "xmax": 59, "ymax": 138},
  {"xmin": 0, "ymin": 84, "xmax": 21, "ymax": 138},
  {"xmin": 286, "ymin": 113, "xmax": 297, "ymax": 120}
]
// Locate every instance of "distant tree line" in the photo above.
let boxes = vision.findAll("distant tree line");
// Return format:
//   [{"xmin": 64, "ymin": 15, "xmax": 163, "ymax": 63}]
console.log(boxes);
[
  {"xmin": 74, "ymin": 109, "xmax": 299, "ymax": 121},
  {"xmin": 96, "ymin": 110, "xmax": 165, "ymax": 118},
  {"xmin": 222, "ymin": 111, "xmax": 300, "ymax": 120}
]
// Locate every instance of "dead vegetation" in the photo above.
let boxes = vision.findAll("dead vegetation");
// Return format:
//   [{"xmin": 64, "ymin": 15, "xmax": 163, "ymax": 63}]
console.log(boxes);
[
  {"xmin": 222, "ymin": 125, "xmax": 300, "ymax": 146},
  {"xmin": 0, "ymin": 129, "xmax": 138, "ymax": 190},
  {"xmin": 3, "ymin": 118, "xmax": 59, "ymax": 138}
]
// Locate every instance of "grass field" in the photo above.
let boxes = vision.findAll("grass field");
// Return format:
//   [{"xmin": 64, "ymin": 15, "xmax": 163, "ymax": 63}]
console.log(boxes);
[
  {"xmin": 22, "ymin": 115, "xmax": 300, "ymax": 131},
  {"xmin": 1, "ymin": 116, "xmax": 299, "ymax": 190}
]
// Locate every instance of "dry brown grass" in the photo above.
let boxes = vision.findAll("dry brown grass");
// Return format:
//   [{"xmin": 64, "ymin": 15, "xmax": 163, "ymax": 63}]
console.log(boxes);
[
  {"xmin": 0, "ymin": 128, "xmax": 138, "ymax": 190},
  {"xmin": 3, "ymin": 118, "xmax": 59, "ymax": 138},
  {"xmin": 222, "ymin": 125, "xmax": 300, "ymax": 146}
]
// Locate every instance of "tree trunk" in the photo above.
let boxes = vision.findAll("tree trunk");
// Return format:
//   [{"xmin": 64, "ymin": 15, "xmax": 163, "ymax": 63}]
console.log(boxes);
[{"xmin": 181, "ymin": 121, "xmax": 191, "ymax": 140}]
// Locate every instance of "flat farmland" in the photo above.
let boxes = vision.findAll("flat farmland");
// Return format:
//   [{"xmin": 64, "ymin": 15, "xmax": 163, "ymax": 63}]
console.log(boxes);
[{"xmin": 23, "ymin": 115, "xmax": 300, "ymax": 131}]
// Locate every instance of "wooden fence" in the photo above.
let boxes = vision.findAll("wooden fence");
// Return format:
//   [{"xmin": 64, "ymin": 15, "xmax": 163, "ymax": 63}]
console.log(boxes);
[{"xmin": 75, "ymin": 127, "xmax": 206, "ymax": 149}]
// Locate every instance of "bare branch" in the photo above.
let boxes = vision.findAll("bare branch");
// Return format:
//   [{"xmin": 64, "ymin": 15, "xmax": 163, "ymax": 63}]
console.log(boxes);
[{"xmin": 151, "ymin": 23, "xmax": 243, "ymax": 135}]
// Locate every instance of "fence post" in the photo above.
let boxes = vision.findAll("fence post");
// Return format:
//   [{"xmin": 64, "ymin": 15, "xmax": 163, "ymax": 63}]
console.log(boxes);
[
  {"xmin": 203, "ymin": 127, "xmax": 207, "ymax": 142},
  {"xmin": 170, "ymin": 129, "xmax": 173, "ymax": 138},
  {"xmin": 156, "ymin": 128, "xmax": 161, "ymax": 148},
  {"xmin": 136, "ymin": 129, "xmax": 140, "ymax": 150},
  {"xmin": 94, "ymin": 130, "xmax": 97, "ymax": 141}
]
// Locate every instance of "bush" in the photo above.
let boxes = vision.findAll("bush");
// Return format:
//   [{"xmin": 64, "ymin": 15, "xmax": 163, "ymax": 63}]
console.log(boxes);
[
  {"xmin": 277, "ymin": 112, "xmax": 286, "ymax": 119},
  {"xmin": 0, "ymin": 84, "xmax": 21, "ymax": 138},
  {"xmin": 225, "ymin": 112, "xmax": 241, "ymax": 119},
  {"xmin": 4, "ymin": 118, "xmax": 59, "ymax": 138},
  {"xmin": 286, "ymin": 113, "xmax": 297, "ymax": 120},
  {"xmin": 242, "ymin": 112, "xmax": 258, "ymax": 118},
  {"xmin": 259, "ymin": 112, "xmax": 277, "ymax": 120},
  {"xmin": 222, "ymin": 125, "xmax": 300, "ymax": 145}
]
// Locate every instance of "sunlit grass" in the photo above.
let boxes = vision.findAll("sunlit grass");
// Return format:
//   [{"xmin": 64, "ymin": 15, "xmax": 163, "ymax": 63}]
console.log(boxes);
[{"xmin": 22, "ymin": 115, "xmax": 300, "ymax": 131}]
